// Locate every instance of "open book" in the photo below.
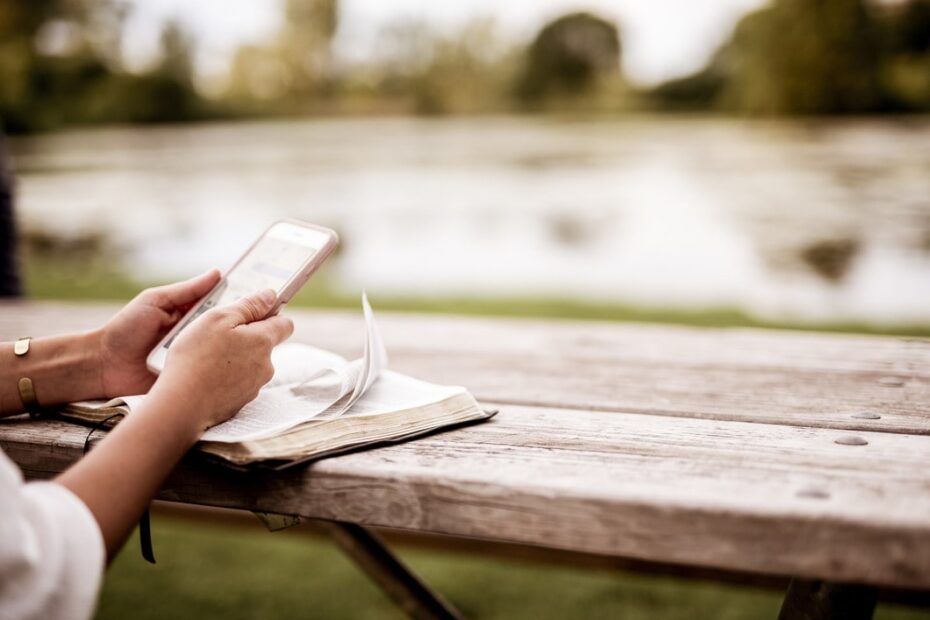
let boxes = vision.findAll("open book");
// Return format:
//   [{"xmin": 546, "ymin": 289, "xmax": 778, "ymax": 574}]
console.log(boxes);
[{"xmin": 63, "ymin": 295, "xmax": 495, "ymax": 469}]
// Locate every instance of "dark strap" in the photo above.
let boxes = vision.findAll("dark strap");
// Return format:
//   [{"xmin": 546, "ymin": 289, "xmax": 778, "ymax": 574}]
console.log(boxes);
[
  {"xmin": 83, "ymin": 413, "xmax": 156, "ymax": 564},
  {"xmin": 138, "ymin": 509, "xmax": 156, "ymax": 563}
]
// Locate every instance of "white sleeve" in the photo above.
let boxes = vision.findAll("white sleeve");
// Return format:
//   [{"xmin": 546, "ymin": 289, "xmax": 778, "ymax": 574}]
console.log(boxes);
[{"xmin": 0, "ymin": 450, "xmax": 105, "ymax": 620}]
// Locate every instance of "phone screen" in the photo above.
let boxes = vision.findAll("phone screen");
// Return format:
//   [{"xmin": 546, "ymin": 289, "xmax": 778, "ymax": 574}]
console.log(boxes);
[{"xmin": 161, "ymin": 223, "xmax": 330, "ymax": 351}]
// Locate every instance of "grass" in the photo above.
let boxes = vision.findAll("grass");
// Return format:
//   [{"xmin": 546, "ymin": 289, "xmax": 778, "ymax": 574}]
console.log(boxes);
[
  {"xmin": 23, "ymin": 255, "xmax": 930, "ymax": 619},
  {"xmin": 99, "ymin": 514, "xmax": 930, "ymax": 620},
  {"xmin": 22, "ymin": 255, "xmax": 930, "ymax": 338}
]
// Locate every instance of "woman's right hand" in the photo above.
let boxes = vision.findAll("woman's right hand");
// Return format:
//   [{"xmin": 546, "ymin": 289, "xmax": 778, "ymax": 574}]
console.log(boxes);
[
  {"xmin": 148, "ymin": 288, "xmax": 294, "ymax": 437},
  {"xmin": 57, "ymin": 288, "xmax": 294, "ymax": 562}
]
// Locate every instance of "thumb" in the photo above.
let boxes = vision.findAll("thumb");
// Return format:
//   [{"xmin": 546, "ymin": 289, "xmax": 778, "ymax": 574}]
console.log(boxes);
[
  {"xmin": 146, "ymin": 268, "xmax": 221, "ymax": 309},
  {"xmin": 222, "ymin": 289, "xmax": 277, "ymax": 326}
]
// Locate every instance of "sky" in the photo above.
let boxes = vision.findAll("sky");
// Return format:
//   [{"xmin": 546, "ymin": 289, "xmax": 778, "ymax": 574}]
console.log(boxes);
[{"xmin": 122, "ymin": 0, "xmax": 767, "ymax": 87}]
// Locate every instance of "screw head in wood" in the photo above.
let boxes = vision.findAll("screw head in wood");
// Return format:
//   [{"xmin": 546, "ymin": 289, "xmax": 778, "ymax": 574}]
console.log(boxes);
[
  {"xmin": 835, "ymin": 435, "xmax": 868, "ymax": 446},
  {"xmin": 878, "ymin": 376, "xmax": 905, "ymax": 387},
  {"xmin": 796, "ymin": 488, "xmax": 830, "ymax": 500},
  {"xmin": 850, "ymin": 412, "xmax": 881, "ymax": 420}
]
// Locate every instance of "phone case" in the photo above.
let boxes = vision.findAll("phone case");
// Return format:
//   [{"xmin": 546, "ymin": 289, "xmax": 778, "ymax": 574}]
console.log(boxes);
[{"xmin": 145, "ymin": 219, "xmax": 339, "ymax": 374}]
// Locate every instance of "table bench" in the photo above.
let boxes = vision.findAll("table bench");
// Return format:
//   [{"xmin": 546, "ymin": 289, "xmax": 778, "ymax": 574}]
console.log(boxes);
[{"xmin": 1, "ymin": 302, "xmax": 929, "ymax": 619}]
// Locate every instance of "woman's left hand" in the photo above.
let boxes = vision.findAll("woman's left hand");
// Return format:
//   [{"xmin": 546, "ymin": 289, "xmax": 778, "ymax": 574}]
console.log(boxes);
[{"xmin": 96, "ymin": 269, "xmax": 221, "ymax": 397}]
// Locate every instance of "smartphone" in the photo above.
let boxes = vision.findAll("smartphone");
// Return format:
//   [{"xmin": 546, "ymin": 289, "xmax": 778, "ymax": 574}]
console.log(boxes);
[{"xmin": 146, "ymin": 220, "xmax": 339, "ymax": 374}]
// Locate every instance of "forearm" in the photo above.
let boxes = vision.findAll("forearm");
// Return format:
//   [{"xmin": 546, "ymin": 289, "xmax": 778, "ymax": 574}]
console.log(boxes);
[
  {"xmin": 0, "ymin": 330, "xmax": 105, "ymax": 415},
  {"xmin": 55, "ymin": 383, "xmax": 201, "ymax": 560}
]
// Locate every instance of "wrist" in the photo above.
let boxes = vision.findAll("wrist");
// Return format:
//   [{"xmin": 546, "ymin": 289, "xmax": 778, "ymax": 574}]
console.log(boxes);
[
  {"xmin": 82, "ymin": 328, "xmax": 108, "ymax": 398},
  {"xmin": 5, "ymin": 330, "xmax": 110, "ymax": 409},
  {"xmin": 142, "ymin": 377, "xmax": 206, "ymax": 446}
]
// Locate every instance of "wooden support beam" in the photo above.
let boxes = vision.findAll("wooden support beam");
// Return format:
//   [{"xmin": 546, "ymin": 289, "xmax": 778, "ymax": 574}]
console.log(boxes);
[
  {"xmin": 778, "ymin": 579, "xmax": 877, "ymax": 620},
  {"xmin": 326, "ymin": 521, "xmax": 465, "ymax": 620}
]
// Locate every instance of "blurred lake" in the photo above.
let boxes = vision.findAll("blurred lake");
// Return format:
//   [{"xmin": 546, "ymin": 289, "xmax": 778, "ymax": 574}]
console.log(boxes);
[{"xmin": 9, "ymin": 116, "xmax": 930, "ymax": 325}]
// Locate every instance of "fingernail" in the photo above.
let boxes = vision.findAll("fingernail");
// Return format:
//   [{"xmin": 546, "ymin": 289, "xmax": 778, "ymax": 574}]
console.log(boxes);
[{"xmin": 259, "ymin": 289, "xmax": 276, "ymax": 305}]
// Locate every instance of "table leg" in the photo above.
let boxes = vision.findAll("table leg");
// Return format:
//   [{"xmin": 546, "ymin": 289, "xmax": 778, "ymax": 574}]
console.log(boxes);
[
  {"xmin": 325, "ymin": 521, "xmax": 466, "ymax": 620},
  {"xmin": 778, "ymin": 578, "xmax": 877, "ymax": 620}
]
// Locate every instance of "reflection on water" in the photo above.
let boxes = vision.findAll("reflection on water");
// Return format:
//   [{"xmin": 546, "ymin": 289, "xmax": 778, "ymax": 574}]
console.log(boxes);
[{"xmin": 9, "ymin": 116, "xmax": 930, "ymax": 325}]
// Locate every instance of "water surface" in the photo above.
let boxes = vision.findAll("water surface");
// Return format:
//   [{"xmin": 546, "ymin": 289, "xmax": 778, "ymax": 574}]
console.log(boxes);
[{"xmin": 11, "ymin": 116, "xmax": 930, "ymax": 325}]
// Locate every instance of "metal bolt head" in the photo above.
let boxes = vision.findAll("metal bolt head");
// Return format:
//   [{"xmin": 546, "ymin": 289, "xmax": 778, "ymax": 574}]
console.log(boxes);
[
  {"xmin": 797, "ymin": 488, "xmax": 830, "ymax": 500},
  {"xmin": 835, "ymin": 435, "xmax": 869, "ymax": 446},
  {"xmin": 850, "ymin": 412, "xmax": 881, "ymax": 420}
]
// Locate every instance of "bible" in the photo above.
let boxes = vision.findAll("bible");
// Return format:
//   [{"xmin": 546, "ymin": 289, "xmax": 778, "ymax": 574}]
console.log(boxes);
[{"xmin": 63, "ymin": 294, "xmax": 495, "ymax": 469}]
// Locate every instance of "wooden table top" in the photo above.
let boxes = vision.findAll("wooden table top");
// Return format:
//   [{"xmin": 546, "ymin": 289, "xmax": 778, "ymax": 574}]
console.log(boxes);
[{"xmin": 1, "ymin": 302, "xmax": 929, "ymax": 589}]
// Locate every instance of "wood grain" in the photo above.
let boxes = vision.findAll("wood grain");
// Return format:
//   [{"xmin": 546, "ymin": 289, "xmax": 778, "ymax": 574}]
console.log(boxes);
[
  {"xmin": 3, "ymin": 405, "xmax": 930, "ymax": 589},
  {"xmin": 2, "ymin": 302, "xmax": 929, "ymax": 588},
  {"xmin": 1, "ymin": 303, "xmax": 926, "ymax": 434}
]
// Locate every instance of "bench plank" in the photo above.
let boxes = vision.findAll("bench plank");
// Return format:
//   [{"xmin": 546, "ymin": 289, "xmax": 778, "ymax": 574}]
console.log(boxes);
[
  {"xmin": 2, "ymin": 303, "xmax": 926, "ymax": 435},
  {"xmin": 3, "ymin": 404, "xmax": 930, "ymax": 589}
]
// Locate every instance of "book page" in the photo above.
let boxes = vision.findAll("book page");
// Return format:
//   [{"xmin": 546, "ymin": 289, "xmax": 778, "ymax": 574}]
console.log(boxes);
[
  {"xmin": 70, "ymin": 342, "xmax": 346, "ymax": 416},
  {"xmin": 201, "ymin": 344, "xmax": 352, "ymax": 442},
  {"xmin": 201, "ymin": 293, "xmax": 388, "ymax": 442},
  {"xmin": 344, "ymin": 370, "xmax": 464, "ymax": 417},
  {"xmin": 69, "ymin": 294, "xmax": 437, "ymax": 445},
  {"xmin": 267, "ymin": 342, "xmax": 347, "ymax": 388},
  {"xmin": 290, "ymin": 291, "xmax": 388, "ymax": 419},
  {"xmin": 199, "ymin": 385, "xmax": 339, "ymax": 441}
]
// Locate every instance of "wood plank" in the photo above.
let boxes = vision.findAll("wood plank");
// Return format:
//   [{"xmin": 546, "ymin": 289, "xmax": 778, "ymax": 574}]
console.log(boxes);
[
  {"xmin": 1, "ymin": 303, "xmax": 927, "ymax": 434},
  {"xmin": 381, "ymin": 349, "xmax": 930, "ymax": 435},
  {"xmin": 152, "ymin": 503, "xmax": 930, "ymax": 607},
  {"xmin": 3, "ymin": 302, "xmax": 928, "ymax": 374},
  {"xmin": 3, "ymin": 408, "xmax": 930, "ymax": 589}
]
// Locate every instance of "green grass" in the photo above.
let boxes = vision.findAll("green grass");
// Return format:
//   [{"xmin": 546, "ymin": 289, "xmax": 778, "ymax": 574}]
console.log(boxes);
[
  {"xmin": 23, "ymin": 256, "xmax": 148, "ymax": 301},
  {"xmin": 97, "ymin": 515, "xmax": 929, "ymax": 620},
  {"xmin": 23, "ymin": 256, "xmax": 930, "ymax": 338}
]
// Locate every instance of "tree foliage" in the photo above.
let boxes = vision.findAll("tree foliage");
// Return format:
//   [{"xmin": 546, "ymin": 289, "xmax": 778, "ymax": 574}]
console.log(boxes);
[
  {"xmin": 4, "ymin": 0, "xmax": 930, "ymax": 132},
  {"xmin": 0, "ymin": 0, "xmax": 204, "ymax": 133},
  {"xmin": 516, "ymin": 13, "xmax": 622, "ymax": 103},
  {"xmin": 652, "ymin": 0, "xmax": 930, "ymax": 115},
  {"xmin": 227, "ymin": 0, "xmax": 338, "ymax": 103}
]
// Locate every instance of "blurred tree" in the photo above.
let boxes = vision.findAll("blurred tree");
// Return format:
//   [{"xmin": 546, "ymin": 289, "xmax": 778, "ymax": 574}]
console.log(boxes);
[
  {"xmin": 282, "ymin": 0, "xmax": 337, "ymax": 94},
  {"xmin": 368, "ymin": 17, "xmax": 518, "ymax": 115},
  {"xmin": 227, "ymin": 45, "xmax": 291, "ymax": 102},
  {"xmin": 515, "ymin": 12, "xmax": 622, "ymax": 104},
  {"xmin": 648, "ymin": 56, "xmax": 727, "ymax": 111},
  {"xmin": 157, "ymin": 18, "xmax": 194, "ymax": 85},
  {"xmin": 878, "ymin": 0, "xmax": 930, "ymax": 110},
  {"xmin": 883, "ymin": 0, "xmax": 930, "ymax": 54},
  {"xmin": 228, "ymin": 0, "xmax": 338, "ymax": 104},
  {"xmin": 651, "ymin": 0, "xmax": 930, "ymax": 115},
  {"xmin": 0, "ymin": 0, "xmax": 206, "ymax": 132},
  {"xmin": 720, "ymin": 0, "xmax": 884, "ymax": 114},
  {"xmin": 114, "ymin": 19, "xmax": 201, "ymax": 123},
  {"xmin": 0, "ymin": 0, "xmax": 116, "ymax": 132}
]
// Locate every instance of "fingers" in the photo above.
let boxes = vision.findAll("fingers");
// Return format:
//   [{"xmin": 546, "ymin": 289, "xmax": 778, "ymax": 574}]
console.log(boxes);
[
  {"xmin": 146, "ymin": 269, "xmax": 221, "ymax": 309},
  {"xmin": 220, "ymin": 289, "xmax": 277, "ymax": 326},
  {"xmin": 246, "ymin": 314, "xmax": 295, "ymax": 347}
]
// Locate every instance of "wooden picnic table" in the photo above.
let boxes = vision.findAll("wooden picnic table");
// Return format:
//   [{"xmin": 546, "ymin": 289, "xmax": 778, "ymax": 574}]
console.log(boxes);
[{"xmin": 1, "ymin": 301, "xmax": 929, "ymax": 619}]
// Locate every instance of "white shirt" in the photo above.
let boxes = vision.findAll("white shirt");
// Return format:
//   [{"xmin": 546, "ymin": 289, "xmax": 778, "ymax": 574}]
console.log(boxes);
[{"xmin": 0, "ymin": 449, "xmax": 104, "ymax": 620}]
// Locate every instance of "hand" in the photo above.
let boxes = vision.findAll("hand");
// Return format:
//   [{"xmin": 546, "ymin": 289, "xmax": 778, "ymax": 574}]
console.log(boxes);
[
  {"xmin": 56, "ymin": 288, "xmax": 293, "ymax": 564},
  {"xmin": 149, "ymin": 289, "xmax": 294, "ymax": 435},
  {"xmin": 96, "ymin": 270, "xmax": 221, "ymax": 397}
]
